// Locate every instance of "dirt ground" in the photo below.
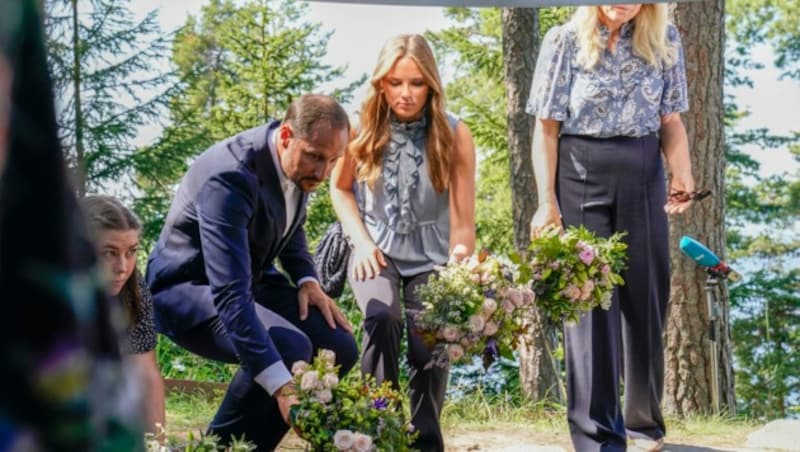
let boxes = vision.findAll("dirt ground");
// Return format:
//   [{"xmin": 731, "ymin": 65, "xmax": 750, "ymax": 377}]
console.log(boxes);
[{"xmin": 273, "ymin": 422, "xmax": 770, "ymax": 452}]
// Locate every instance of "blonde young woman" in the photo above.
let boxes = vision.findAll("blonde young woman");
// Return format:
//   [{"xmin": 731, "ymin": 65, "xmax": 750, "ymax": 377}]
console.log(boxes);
[
  {"xmin": 527, "ymin": 5, "xmax": 696, "ymax": 452},
  {"xmin": 331, "ymin": 34, "xmax": 475, "ymax": 452}
]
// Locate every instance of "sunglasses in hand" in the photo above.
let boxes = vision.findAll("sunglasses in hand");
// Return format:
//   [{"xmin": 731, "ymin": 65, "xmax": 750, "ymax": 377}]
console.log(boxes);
[{"xmin": 668, "ymin": 189, "xmax": 711, "ymax": 203}]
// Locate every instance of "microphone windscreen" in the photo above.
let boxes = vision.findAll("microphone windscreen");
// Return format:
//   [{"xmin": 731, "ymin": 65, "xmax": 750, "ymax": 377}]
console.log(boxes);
[{"xmin": 679, "ymin": 236, "xmax": 721, "ymax": 268}]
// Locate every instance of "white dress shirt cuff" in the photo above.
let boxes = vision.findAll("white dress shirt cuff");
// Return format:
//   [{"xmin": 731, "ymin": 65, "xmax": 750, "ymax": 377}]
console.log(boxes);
[
  {"xmin": 254, "ymin": 361, "xmax": 293, "ymax": 396},
  {"xmin": 296, "ymin": 276, "xmax": 319, "ymax": 288}
]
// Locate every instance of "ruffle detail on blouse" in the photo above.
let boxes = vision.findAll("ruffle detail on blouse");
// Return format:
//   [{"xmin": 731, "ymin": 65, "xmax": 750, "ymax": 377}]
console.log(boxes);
[{"xmin": 382, "ymin": 114, "xmax": 426, "ymax": 234}]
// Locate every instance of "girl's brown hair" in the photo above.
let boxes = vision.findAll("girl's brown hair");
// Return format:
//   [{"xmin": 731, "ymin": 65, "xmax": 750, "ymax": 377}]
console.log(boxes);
[{"xmin": 80, "ymin": 195, "xmax": 143, "ymax": 325}]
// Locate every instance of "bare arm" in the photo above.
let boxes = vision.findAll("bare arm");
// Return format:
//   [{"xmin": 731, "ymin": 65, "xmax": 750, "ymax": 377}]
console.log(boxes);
[
  {"xmin": 660, "ymin": 112, "xmax": 695, "ymax": 215},
  {"xmin": 129, "ymin": 351, "xmax": 165, "ymax": 438},
  {"xmin": 330, "ymin": 150, "xmax": 386, "ymax": 280},
  {"xmin": 448, "ymin": 121, "xmax": 476, "ymax": 261},
  {"xmin": 529, "ymin": 117, "xmax": 563, "ymax": 237}
]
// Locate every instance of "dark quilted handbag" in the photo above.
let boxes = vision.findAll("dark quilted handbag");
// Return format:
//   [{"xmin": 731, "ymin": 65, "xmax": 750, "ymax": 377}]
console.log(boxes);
[{"xmin": 313, "ymin": 221, "xmax": 351, "ymax": 298}]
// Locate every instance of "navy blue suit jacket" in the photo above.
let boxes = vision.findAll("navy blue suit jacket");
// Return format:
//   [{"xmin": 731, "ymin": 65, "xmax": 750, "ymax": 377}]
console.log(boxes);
[{"xmin": 146, "ymin": 121, "xmax": 317, "ymax": 376}]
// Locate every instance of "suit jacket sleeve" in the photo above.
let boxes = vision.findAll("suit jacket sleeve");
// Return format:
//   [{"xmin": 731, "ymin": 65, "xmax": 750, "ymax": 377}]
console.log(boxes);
[
  {"xmin": 197, "ymin": 170, "xmax": 291, "ymax": 393},
  {"xmin": 278, "ymin": 210, "xmax": 319, "ymax": 285}
]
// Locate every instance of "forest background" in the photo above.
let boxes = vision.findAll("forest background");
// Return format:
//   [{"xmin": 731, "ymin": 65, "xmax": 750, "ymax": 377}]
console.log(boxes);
[{"xmin": 43, "ymin": 0, "xmax": 798, "ymax": 429}]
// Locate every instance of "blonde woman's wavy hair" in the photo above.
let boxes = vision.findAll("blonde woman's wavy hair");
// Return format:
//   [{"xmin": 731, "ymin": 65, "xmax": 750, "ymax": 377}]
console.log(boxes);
[
  {"xmin": 350, "ymin": 34, "xmax": 453, "ymax": 193},
  {"xmin": 572, "ymin": 4, "xmax": 678, "ymax": 70}
]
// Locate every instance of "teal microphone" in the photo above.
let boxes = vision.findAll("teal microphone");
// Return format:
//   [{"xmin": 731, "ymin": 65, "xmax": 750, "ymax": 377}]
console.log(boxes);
[{"xmin": 679, "ymin": 236, "xmax": 741, "ymax": 281}]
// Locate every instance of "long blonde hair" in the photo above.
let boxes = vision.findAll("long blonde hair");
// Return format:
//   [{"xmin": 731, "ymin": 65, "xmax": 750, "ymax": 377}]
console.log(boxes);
[
  {"xmin": 350, "ymin": 34, "xmax": 453, "ymax": 193},
  {"xmin": 572, "ymin": 4, "xmax": 678, "ymax": 70}
]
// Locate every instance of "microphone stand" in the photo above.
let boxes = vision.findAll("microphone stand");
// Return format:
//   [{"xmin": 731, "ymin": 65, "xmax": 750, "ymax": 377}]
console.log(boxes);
[{"xmin": 704, "ymin": 269, "xmax": 724, "ymax": 415}]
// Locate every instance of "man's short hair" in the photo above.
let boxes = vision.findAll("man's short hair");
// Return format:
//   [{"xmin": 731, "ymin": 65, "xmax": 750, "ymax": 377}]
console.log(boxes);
[{"xmin": 283, "ymin": 94, "xmax": 350, "ymax": 140}]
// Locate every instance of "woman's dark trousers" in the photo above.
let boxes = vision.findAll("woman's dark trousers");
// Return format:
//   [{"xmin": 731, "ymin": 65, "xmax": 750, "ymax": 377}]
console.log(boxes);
[
  {"xmin": 557, "ymin": 133, "xmax": 669, "ymax": 452},
  {"xmin": 348, "ymin": 256, "xmax": 448, "ymax": 452}
]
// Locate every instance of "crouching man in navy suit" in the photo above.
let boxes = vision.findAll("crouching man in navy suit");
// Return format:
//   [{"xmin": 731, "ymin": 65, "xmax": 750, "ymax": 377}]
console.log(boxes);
[{"xmin": 146, "ymin": 94, "xmax": 358, "ymax": 450}]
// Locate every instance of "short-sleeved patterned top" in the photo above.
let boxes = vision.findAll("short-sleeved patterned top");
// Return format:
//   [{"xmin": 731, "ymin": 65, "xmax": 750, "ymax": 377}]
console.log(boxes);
[
  {"xmin": 526, "ymin": 20, "xmax": 688, "ymax": 137},
  {"xmin": 119, "ymin": 274, "xmax": 158, "ymax": 355},
  {"xmin": 357, "ymin": 113, "xmax": 459, "ymax": 277}
]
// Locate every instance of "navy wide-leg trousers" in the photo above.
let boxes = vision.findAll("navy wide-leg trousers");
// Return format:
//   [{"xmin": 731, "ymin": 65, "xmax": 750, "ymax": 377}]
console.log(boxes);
[{"xmin": 557, "ymin": 133, "xmax": 670, "ymax": 452}]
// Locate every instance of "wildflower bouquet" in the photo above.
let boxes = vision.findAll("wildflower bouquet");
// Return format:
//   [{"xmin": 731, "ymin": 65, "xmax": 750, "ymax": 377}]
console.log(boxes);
[
  {"xmin": 414, "ymin": 252, "xmax": 536, "ymax": 368},
  {"xmin": 522, "ymin": 225, "xmax": 628, "ymax": 323},
  {"xmin": 290, "ymin": 350, "xmax": 416, "ymax": 452}
]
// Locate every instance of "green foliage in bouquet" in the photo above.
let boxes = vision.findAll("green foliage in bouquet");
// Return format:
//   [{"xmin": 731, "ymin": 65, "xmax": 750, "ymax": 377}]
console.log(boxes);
[
  {"xmin": 518, "ymin": 225, "xmax": 628, "ymax": 323},
  {"xmin": 414, "ymin": 253, "xmax": 536, "ymax": 368},
  {"xmin": 290, "ymin": 350, "xmax": 416, "ymax": 452},
  {"xmin": 145, "ymin": 430, "xmax": 256, "ymax": 451}
]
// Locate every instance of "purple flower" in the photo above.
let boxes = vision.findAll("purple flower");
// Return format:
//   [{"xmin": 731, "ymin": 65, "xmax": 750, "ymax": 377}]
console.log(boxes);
[
  {"xmin": 485, "ymin": 337, "xmax": 499, "ymax": 358},
  {"xmin": 578, "ymin": 248, "xmax": 595, "ymax": 265},
  {"xmin": 600, "ymin": 264, "xmax": 611, "ymax": 274},
  {"xmin": 373, "ymin": 397, "xmax": 389, "ymax": 410}
]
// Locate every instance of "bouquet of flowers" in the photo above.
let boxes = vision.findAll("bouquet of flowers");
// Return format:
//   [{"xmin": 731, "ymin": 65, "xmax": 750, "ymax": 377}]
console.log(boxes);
[
  {"xmin": 522, "ymin": 225, "xmax": 628, "ymax": 323},
  {"xmin": 290, "ymin": 349, "xmax": 416, "ymax": 452},
  {"xmin": 414, "ymin": 252, "xmax": 536, "ymax": 369}
]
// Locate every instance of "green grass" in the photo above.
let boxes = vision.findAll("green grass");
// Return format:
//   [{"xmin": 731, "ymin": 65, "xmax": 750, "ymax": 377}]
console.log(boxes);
[
  {"xmin": 165, "ymin": 390, "xmax": 221, "ymax": 439},
  {"xmin": 165, "ymin": 389, "xmax": 762, "ymax": 450},
  {"xmin": 664, "ymin": 414, "xmax": 761, "ymax": 447}
]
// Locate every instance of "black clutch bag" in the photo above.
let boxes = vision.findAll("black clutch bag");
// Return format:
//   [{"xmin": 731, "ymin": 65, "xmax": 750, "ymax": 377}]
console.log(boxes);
[{"xmin": 313, "ymin": 221, "xmax": 351, "ymax": 298}]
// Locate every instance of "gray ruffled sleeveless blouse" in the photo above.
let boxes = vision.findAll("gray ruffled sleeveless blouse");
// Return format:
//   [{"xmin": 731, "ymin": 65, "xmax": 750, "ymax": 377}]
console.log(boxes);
[{"xmin": 358, "ymin": 113, "xmax": 459, "ymax": 276}]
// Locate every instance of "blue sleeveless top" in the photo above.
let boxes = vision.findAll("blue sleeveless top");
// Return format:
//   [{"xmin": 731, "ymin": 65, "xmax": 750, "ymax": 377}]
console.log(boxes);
[{"xmin": 358, "ymin": 113, "xmax": 459, "ymax": 276}]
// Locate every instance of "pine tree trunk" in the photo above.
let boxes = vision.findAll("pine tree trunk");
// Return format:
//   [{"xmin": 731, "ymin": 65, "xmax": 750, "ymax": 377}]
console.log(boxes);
[
  {"xmin": 502, "ymin": 7, "xmax": 563, "ymax": 403},
  {"xmin": 71, "ymin": 0, "xmax": 86, "ymax": 196},
  {"xmin": 664, "ymin": 0, "xmax": 735, "ymax": 416}
]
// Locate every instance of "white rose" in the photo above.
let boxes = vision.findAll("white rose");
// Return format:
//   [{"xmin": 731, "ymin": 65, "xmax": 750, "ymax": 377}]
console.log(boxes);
[
  {"xmin": 465, "ymin": 256, "xmax": 480, "ymax": 272},
  {"xmin": 468, "ymin": 314, "xmax": 485, "ymax": 333},
  {"xmin": 507, "ymin": 288, "xmax": 523, "ymax": 307},
  {"xmin": 318, "ymin": 349, "xmax": 336, "ymax": 366},
  {"xmin": 522, "ymin": 288, "xmax": 535, "ymax": 305},
  {"xmin": 447, "ymin": 344, "xmax": 464, "ymax": 361},
  {"xmin": 483, "ymin": 320, "xmax": 499, "ymax": 336},
  {"xmin": 601, "ymin": 291, "xmax": 613, "ymax": 309},
  {"xmin": 314, "ymin": 388, "xmax": 333, "ymax": 404},
  {"xmin": 291, "ymin": 360, "xmax": 308, "ymax": 376},
  {"xmin": 322, "ymin": 372, "xmax": 339, "ymax": 389},
  {"xmin": 300, "ymin": 370, "xmax": 320, "ymax": 391},
  {"xmin": 442, "ymin": 325, "xmax": 460, "ymax": 342},
  {"xmin": 333, "ymin": 430, "xmax": 355, "ymax": 450},
  {"xmin": 482, "ymin": 298, "xmax": 497, "ymax": 315},
  {"xmin": 352, "ymin": 432, "xmax": 373, "ymax": 452}
]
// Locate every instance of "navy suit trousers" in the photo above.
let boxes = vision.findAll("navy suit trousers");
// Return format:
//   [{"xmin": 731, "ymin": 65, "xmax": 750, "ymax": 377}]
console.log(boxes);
[{"xmin": 167, "ymin": 274, "xmax": 358, "ymax": 451}]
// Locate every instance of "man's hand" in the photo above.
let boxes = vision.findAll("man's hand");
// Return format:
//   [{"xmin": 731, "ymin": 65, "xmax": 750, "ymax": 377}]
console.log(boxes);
[
  {"xmin": 275, "ymin": 382, "xmax": 300, "ymax": 428},
  {"xmin": 297, "ymin": 280, "xmax": 352, "ymax": 332}
]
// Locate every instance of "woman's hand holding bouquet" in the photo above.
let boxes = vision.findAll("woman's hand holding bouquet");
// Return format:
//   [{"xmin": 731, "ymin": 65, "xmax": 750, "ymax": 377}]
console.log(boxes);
[
  {"xmin": 522, "ymin": 225, "xmax": 627, "ymax": 324},
  {"xmin": 414, "ymin": 226, "xmax": 628, "ymax": 367},
  {"xmin": 414, "ymin": 252, "xmax": 536, "ymax": 368}
]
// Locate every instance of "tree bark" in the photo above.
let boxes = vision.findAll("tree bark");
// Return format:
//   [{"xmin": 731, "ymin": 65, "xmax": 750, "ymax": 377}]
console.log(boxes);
[
  {"xmin": 71, "ymin": 0, "xmax": 86, "ymax": 196},
  {"xmin": 502, "ymin": 7, "xmax": 562, "ymax": 403},
  {"xmin": 665, "ymin": 0, "xmax": 735, "ymax": 416}
]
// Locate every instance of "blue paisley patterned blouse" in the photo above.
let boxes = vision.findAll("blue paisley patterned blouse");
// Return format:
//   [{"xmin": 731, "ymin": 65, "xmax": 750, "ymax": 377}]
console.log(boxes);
[{"xmin": 526, "ymin": 20, "xmax": 688, "ymax": 137}]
